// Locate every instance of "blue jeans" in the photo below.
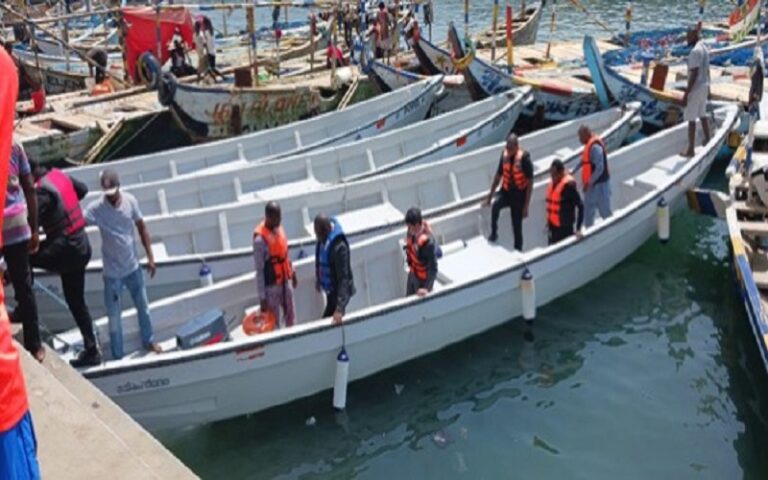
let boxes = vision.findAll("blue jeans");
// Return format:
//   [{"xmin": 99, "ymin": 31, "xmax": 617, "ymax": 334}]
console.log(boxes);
[
  {"xmin": 104, "ymin": 267, "xmax": 154, "ymax": 359},
  {"xmin": 0, "ymin": 411, "xmax": 40, "ymax": 480},
  {"xmin": 584, "ymin": 181, "xmax": 612, "ymax": 228}
]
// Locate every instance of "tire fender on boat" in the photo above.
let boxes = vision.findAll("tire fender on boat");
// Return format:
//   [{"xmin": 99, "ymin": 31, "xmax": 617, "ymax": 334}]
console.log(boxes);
[
  {"xmin": 137, "ymin": 52, "xmax": 162, "ymax": 90},
  {"xmin": 158, "ymin": 72, "xmax": 178, "ymax": 107}
]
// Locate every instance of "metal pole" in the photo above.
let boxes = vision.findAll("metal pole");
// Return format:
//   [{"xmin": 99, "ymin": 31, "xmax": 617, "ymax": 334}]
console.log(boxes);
[
  {"xmin": 491, "ymin": 0, "xmax": 499, "ymax": 61},
  {"xmin": 624, "ymin": 0, "xmax": 631, "ymax": 47},
  {"xmin": 464, "ymin": 0, "xmax": 469, "ymax": 38},
  {"xmin": 545, "ymin": 0, "xmax": 557, "ymax": 60}
]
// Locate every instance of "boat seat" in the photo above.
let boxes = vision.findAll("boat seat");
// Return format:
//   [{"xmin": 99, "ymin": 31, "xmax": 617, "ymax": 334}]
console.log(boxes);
[
  {"xmin": 335, "ymin": 202, "xmax": 404, "ymax": 234},
  {"xmin": 151, "ymin": 242, "xmax": 168, "ymax": 261},
  {"xmin": 740, "ymin": 221, "xmax": 768, "ymax": 237},
  {"xmin": 437, "ymin": 237, "xmax": 523, "ymax": 285},
  {"xmin": 630, "ymin": 167, "xmax": 669, "ymax": 191},
  {"xmin": 252, "ymin": 177, "xmax": 324, "ymax": 201},
  {"xmin": 654, "ymin": 155, "xmax": 688, "ymax": 173},
  {"xmin": 733, "ymin": 201, "xmax": 768, "ymax": 216},
  {"xmin": 752, "ymin": 270, "xmax": 768, "ymax": 290}
]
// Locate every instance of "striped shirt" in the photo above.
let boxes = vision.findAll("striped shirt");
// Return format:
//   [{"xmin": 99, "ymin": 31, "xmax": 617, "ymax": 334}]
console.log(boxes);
[{"xmin": 3, "ymin": 143, "xmax": 31, "ymax": 247}]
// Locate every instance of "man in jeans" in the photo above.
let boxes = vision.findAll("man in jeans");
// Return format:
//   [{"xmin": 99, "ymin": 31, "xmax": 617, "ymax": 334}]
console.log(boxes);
[
  {"xmin": 3, "ymin": 141, "xmax": 43, "ymax": 362},
  {"xmin": 84, "ymin": 169, "xmax": 161, "ymax": 359}
]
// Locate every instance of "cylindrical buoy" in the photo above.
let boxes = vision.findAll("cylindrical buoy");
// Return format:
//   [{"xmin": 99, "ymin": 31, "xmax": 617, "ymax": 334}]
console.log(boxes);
[
  {"xmin": 657, "ymin": 197, "xmax": 670, "ymax": 244},
  {"xmin": 199, "ymin": 264, "xmax": 213, "ymax": 287},
  {"xmin": 333, "ymin": 348, "xmax": 350, "ymax": 410},
  {"xmin": 521, "ymin": 268, "xmax": 536, "ymax": 322}
]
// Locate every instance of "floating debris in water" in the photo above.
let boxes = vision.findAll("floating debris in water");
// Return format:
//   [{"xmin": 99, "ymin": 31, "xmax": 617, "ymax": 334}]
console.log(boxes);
[
  {"xmin": 532, "ymin": 435, "xmax": 560, "ymax": 455},
  {"xmin": 394, "ymin": 384, "xmax": 405, "ymax": 395},
  {"xmin": 432, "ymin": 429, "xmax": 452, "ymax": 448},
  {"xmin": 305, "ymin": 416, "xmax": 316, "ymax": 427}
]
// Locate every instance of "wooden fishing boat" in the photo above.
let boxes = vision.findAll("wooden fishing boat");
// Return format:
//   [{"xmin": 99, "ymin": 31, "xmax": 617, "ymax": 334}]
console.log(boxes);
[
  {"xmin": 472, "ymin": 1, "xmax": 545, "ymax": 49},
  {"xmin": 55, "ymin": 104, "xmax": 734, "ymax": 432},
  {"xmin": 80, "ymin": 89, "xmax": 530, "ymax": 216},
  {"xmin": 70, "ymin": 76, "xmax": 442, "ymax": 191},
  {"xmin": 18, "ymin": 56, "xmax": 88, "ymax": 94},
  {"xmin": 36, "ymin": 103, "xmax": 639, "ymax": 330},
  {"xmin": 448, "ymin": 22, "xmax": 601, "ymax": 123},
  {"xmin": 365, "ymin": 58, "xmax": 472, "ymax": 113},
  {"xmin": 583, "ymin": 35, "xmax": 684, "ymax": 128}
]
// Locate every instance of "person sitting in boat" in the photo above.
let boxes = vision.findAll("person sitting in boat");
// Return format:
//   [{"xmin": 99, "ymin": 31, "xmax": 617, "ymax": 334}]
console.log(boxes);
[
  {"xmin": 254, "ymin": 201, "xmax": 297, "ymax": 328},
  {"xmin": 482, "ymin": 133, "xmax": 533, "ymax": 250},
  {"xmin": 314, "ymin": 214, "xmax": 355, "ymax": 325},
  {"xmin": 404, "ymin": 207, "xmax": 438, "ymax": 297},
  {"xmin": 84, "ymin": 169, "xmax": 161, "ymax": 359},
  {"xmin": 86, "ymin": 47, "xmax": 114, "ymax": 96},
  {"xmin": 578, "ymin": 126, "xmax": 611, "ymax": 228},
  {"xmin": 546, "ymin": 159, "xmax": 584, "ymax": 245},
  {"xmin": 169, "ymin": 26, "xmax": 196, "ymax": 78},
  {"xmin": 681, "ymin": 27, "xmax": 711, "ymax": 157}
]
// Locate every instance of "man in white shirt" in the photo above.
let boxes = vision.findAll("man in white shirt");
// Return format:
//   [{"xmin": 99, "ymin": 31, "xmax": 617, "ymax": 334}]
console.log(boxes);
[{"xmin": 682, "ymin": 27, "xmax": 711, "ymax": 157}]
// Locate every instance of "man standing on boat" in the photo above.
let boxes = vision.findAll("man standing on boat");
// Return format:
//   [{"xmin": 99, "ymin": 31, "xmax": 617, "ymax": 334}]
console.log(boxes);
[
  {"xmin": 482, "ymin": 133, "xmax": 533, "ymax": 250},
  {"xmin": 546, "ymin": 159, "xmax": 584, "ymax": 245},
  {"xmin": 254, "ymin": 201, "xmax": 297, "ymax": 328},
  {"xmin": 404, "ymin": 207, "xmax": 438, "ymax": 297},
  {"xmin": 578, "ymin": 126, "xmax": 612, "ymax": 228},
  {"xmin": 314, "ymin": 214, "xmax": 355, "ymax": 325},
  {"xmin": 682, "ymin": 27, "xmax": 711, "ymax": 157},
  {"xmin": 84, "ymin": 169, "xmax": 161, "ymax": 360},
  {"xmin": 29, "ymin": 161, "xmax": 101, "ymax": 367}
]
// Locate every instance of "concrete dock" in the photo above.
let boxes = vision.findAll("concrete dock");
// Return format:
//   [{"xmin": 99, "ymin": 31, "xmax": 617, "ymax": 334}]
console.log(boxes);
[{"xmin": 13, "ymin": 327, "xmax": 197, "ymax": 480}]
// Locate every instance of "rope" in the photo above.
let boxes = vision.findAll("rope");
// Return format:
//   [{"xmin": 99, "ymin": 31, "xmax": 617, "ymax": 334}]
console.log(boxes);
[
  {"xmin": 566, "ymin": 0, "xmax": 617, "ymax": 36},
  {"xmin": 452, "ymin": 36, "xmax": 476, "ymax": 72}
]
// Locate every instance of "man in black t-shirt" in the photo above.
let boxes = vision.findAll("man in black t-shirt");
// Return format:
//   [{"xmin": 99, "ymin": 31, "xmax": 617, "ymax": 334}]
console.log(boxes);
[{"xmin": 482, "ymin": 133, "xmax": 534, "ymax": 251}]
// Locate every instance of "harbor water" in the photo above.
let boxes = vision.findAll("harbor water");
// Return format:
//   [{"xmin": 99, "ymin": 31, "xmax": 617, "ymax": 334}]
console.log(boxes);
[{"xmin": 155, "ymin": 1, "xmax": 768, "ymax": 478}]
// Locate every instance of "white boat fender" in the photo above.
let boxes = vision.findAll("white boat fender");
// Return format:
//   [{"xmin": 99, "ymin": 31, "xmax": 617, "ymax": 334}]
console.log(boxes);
[
  {"xmin": 333, "ymin": 347, "xmax": 350, "ymax": 410},
  {"xmin": 657, "ymin": 197, "xmax": 670, "ymax": 244},
  {"xmin": 521, "ymin": 268, "xmax": 536, "ymax": 322},
  {"xmin": 199, "ymin": 264, "xmax": 213, "ymax": 287}
]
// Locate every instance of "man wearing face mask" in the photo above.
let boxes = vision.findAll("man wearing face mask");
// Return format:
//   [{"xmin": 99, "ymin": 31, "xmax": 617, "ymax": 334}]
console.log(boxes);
[{"xmin": 83, "ymin": 169, "xmax": 161, "ymax": 360}]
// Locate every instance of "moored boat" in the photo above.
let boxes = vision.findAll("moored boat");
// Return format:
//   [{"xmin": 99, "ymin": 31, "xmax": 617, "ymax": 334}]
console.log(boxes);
[
  {"xmin": 70, "ymin": 76, "xmax": 443, "ymax": 191},
  {"xmin": 57, "ymin": 104, "xmax": 736, "ymax": 432}
]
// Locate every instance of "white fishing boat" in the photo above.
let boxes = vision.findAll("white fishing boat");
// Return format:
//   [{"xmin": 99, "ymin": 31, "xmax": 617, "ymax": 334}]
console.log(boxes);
[
  {"xmin": 80, "ymin": 89, "xmax": 531, "ymax": 216},
  {"xmin": 583, "ymin": 35, "xmax": 683, "ymax": 128},
  {"xmin": 70, "ymin": 76, "xmax": 443, "ymax": 191},
  {"xmin": 57, "ymin": 104, "xmax": 737, "ymax": 432},
  {"xmin": 36, "ymin": 103, "xmax": 640, "ymax": 330},
  {"xmin": 365, "ymin": 59, "xmax": 472, "ymax": 113},
  {"xmin": 447, "ymin": 23, "xmax": 601, "ymax": 123}
]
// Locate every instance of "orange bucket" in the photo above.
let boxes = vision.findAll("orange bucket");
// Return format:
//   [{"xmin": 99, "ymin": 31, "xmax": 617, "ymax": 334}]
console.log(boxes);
[{"xmin": 242, "ymin": 310, "xmax": 276, "ymax": 336}]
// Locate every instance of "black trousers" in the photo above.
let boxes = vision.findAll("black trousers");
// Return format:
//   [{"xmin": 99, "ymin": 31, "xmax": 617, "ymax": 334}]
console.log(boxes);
[
  {"xmin": 322, "ymin": 291, "xmax": 338, "ymax": 318},
  {"xmin": 3, "ymin": 241, "xmax": 41, "ymax": 354},
  {"xmin": 30, "ymin": 236, "xmax": 97, "ymax": 352},
  {"xmin": 491, "ymin": 191, "xmax": 525, "ymax": 251},
  {"xmin": 548, "ymin": 225, "xmax": 574, "ymax": 245}
]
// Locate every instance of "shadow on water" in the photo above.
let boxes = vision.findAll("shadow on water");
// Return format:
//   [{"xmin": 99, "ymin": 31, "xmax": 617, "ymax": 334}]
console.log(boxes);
[{"xmin": 158, "ymin": 158, "xmax": 768, "ymax": 479}]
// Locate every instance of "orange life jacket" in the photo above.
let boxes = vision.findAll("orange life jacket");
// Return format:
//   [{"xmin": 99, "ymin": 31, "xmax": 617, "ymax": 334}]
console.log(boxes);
[
  {"xmin": 91, "ymin": 78, "xmax": 114, "ymax": 96},
  {"xmin": 546, "ymin": 174, "xmax": 575, "ymax": 228},
  {"xmin": 406, "ymin": 221, "xmax": 432, "ymax": 282},
  {"xmin": 38, "ymin": 168, "xmax": 86, "ymax": 236},
  {"xmin": 581, "ymin": 135, "xmax": 609, "ymax": 186},
  {"xmin": 502, "ymin": 149, "xmax": 528, "ymax": 192},
  {"xmin": 254, "ymin": 221, "xmax": 293, "ymax": 286}
]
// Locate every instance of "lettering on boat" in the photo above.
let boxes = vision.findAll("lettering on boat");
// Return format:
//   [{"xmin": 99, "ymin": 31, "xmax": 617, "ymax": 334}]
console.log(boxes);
[
  {"xmin": 116, "ymin": 377, "xmax": 171, "ymax": 394},
  {"xmin": 235, "ymin": 344, "xmax": 266, "ymax": 362},
  {"xmin": 208, "ymin": 91, "xmax": 320, "ymax": 126}
]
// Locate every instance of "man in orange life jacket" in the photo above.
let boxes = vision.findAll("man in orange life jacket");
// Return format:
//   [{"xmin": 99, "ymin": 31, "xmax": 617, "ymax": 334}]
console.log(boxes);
[
  {"xmin": 29, "ymin": 161, "xmax": 101, "ymax": 367},
  {"xmin": 578, "ymin": 126, "xmax": 612, "ymax": 228},
  {"xmin": 482, "ymin": 133, "xmax": 533, "ymax": 250},
  {"xmin": 254, "ymin": 201, "xmax": 297, "ymax": 328},
  {"xmin": 404, "ymin": 207, "xmax": 438, "ymax": 297},
  {"xmin": 546, "ymin": 159, "xmax": 584, "ymax": 245}
]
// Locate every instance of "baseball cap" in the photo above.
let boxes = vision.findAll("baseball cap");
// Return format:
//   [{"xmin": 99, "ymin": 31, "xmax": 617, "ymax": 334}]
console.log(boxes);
[{"xmin": 100, "ymin": 169, "xmax": 120, "ymax": 195}]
